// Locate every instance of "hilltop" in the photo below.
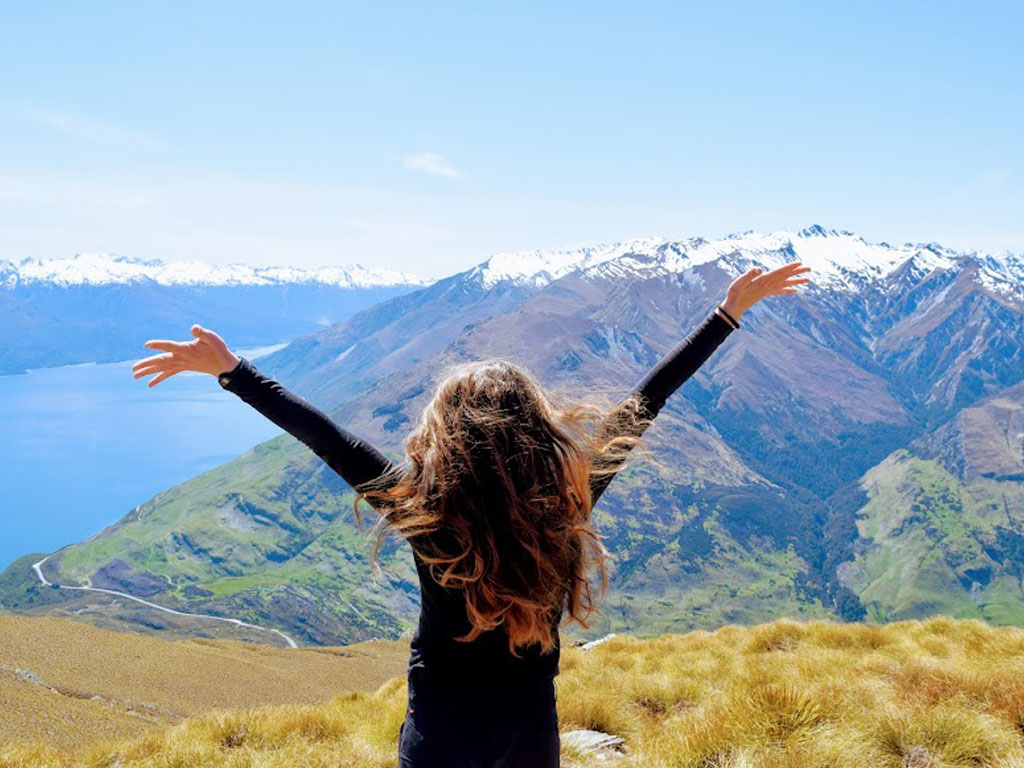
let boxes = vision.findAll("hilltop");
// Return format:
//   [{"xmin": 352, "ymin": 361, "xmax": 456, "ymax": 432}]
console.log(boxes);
[
  {"xmin": 4, "ymin": 617, "xmax": 1024, "ymax": 767},
  {"xmin": 0, "ymin": 614, "xmax": 408, "ymax": 751}
]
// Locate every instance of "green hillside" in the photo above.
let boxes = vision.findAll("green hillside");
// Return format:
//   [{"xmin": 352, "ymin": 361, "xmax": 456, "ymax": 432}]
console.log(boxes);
[
  {"xmin": 3, "ymin": 236, "xmax": 1024, "ymax": 645},
  {"xmin": 838, "ymin": 383, "xmax": 1024, "ymax": 625},
  {"xmin": 28, "ymin": 436, "xmax": 419, "ymax": 645}
]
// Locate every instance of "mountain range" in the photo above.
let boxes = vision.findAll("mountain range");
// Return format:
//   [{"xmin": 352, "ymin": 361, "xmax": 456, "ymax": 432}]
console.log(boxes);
[
  {"xmin": 0, "ymin": 253, "xmax": 426, "ymax": 374},
  {"xmin": 2, "ymin": 226, "xmax": 1022, "ymax": 645}
]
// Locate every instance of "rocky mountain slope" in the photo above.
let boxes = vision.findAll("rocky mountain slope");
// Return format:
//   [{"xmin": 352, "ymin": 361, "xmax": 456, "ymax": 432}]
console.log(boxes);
[{"xmin": 2, "ymin": 226, "xmax": 1022, "ymax": 644}]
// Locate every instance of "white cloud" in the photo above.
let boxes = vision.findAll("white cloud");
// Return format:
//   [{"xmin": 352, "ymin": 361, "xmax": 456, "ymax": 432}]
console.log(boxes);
[
  {"xmin": 400, "ymin": 152, "xmax": 463, "ymax": 179},
  {"xmin": 19, "ymin": 107, "xmax": 166, "ymax": 151}
]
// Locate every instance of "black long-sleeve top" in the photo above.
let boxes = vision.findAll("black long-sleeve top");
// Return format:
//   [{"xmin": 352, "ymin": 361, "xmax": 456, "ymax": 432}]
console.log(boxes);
[{"xmin": 217, "ymin": 308, "xmax": 737, "ymax": 683}]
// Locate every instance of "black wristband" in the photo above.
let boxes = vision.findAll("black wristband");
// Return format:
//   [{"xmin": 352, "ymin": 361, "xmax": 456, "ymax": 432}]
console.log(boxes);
[
  {"xmin": 717, "ymin": 305, "xmax": 741, "ymax": 329},
  {"xmin": 217, "ymin": 357, "xmax": 248, "ymax": 388}
]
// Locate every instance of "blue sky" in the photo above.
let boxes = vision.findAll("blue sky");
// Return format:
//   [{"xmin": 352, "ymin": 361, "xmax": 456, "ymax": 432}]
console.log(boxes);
[{"xmin": 1, "ymin": 1, "xmax": 1021, "ymax": 276}]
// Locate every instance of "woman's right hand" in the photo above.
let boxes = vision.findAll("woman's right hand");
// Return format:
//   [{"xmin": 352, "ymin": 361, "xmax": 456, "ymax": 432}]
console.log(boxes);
[
  {"xmin": 132, "ymin": 325, "xmax": 240, "ymax": 388},
  {"xmin": 721, "ymin": 261, "xmax": 812, "ymax": 320}
]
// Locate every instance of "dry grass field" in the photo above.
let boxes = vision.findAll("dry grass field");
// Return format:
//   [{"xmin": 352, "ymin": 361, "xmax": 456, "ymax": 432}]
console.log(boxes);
[
  {"xmin": 6, "ymin": 616, "xmax": 1024, "ymax": 767},
  {"xmin": 0, "ymin": 615, "xmax": 408, "ymax": 751}
]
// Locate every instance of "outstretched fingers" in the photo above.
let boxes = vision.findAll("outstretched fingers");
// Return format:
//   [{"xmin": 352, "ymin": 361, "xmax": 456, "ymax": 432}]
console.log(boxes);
[
  {"xmin": 191, "ymin": 324, "xmax": 228, "ymax": 348},
  {"xmin": 134, "ymin": 358, "xmax": 185, "ymax": 378},
  {"xmin": 132, "ymin": 352, "xmax": 175, "ymax": 371},
  {"xmin": 748, "ymin": 263, "xmax": 809, "ymax": 287},
  {"xmin": 765, "ymin": 279, "xmax": 810, "ymax": 295},
  {"xmin": 146, "ymin": 369, "xmax": 182, "ymax": 388},
  {"xmin": 144, "ymin": 340, "xmax": 188, "ymax": 353},
  {"xmin": 751, "ymin": 261, "xmax": 813, "ymax": 299},
  {"xmin": 762, "ymin": 262, "xmax": 811, "ymax": 282},
  {"xmin": 134, "ymin": 364, "xmax": 177, "ymax": 379},
  {"xmin": 134, "ymin": 327, "xmax": 228, "ymax": 387},
  {"xmin": 739, "ymin": 266, "xmax": 764, "ymax": 285},
  {"xmin": 765, "ymin": 263, "xmax": 810, "ymax": 279}
]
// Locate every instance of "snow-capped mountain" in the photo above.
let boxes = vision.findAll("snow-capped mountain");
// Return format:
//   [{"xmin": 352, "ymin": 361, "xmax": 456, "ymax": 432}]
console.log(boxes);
[
  {"xmin": 0, "ymin": 252, "xmax": 425, "ymax": 289},
  {"xmin": 467, "ymin": 237, "xmax": 669, "ymax": 289},
  {"xmin": 8, "ymin": 226, "xmax": 1018, "ymax": 307},
  {"xmin": 0, "ymin": 253, "xmax": 429, "ymax": 375},
  {"xmin": 13, "ymin": 224, "xmax": 1024, "ymax": 645},
  {"xmin": 260, "ymin": 224, "xmax": 1024, "ymax": 418},
  {"xmin": 468, "ymin": 225, "xmax": 1024, "ymax": 301},
  {"xmin": 4, "ymin": 225, "xmax": 1020, "ymax": 380}
]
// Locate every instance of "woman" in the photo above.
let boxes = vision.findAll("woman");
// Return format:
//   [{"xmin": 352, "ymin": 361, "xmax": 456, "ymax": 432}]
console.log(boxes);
[{"xmin": 132, "ymin": 260, "xmax": 810, "ymax": 767}]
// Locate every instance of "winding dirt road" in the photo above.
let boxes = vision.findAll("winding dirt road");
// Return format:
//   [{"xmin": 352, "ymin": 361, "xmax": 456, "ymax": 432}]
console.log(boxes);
[{"xmin": 31, "ymin": 554, "xmax": 298, "ymax": 648}]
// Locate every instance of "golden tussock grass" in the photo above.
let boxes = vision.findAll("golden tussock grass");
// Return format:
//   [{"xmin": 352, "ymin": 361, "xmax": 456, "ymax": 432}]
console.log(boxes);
[
  {"xmin": 6, "ymin": 616, "xmax": 1024, "ymax": 767},
  {"xmin": 0, "ymin": 615, "xmax": 409, "ymax": 751}
]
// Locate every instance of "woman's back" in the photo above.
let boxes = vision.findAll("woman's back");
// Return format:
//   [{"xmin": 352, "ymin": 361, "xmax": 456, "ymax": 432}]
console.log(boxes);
[
  {"xmin": 136, "ymin": 260, "xmax": 811, "ymax": 767},
  {"xmin": 410, "ymin": 534, "xmax": 563, "ymax": 684},
  {"xmin": 211, "ymin": 305, "xmax": 744, "ymax": 767}
]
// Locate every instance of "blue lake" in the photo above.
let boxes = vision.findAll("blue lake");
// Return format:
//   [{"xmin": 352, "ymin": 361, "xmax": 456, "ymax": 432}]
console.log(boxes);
[{"xmin": 0, "ymin": 346, "xmax": 287, "ymax": 571}]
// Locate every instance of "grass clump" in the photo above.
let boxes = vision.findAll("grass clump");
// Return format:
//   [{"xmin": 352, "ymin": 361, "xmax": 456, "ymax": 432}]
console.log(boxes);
[{"xmin": 6, "ymin": 617, "xmax": 1024, "ymax": 767}]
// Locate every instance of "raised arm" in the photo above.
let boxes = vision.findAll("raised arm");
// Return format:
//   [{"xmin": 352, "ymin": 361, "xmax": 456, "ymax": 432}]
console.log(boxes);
[
  {"xmin": 131, "ymin": 325, "xmax": 397, "ymax": 499},
  {"xmin": 589, "ymin": 260, "xmax": 812, "ymax": 504},
  {"xmin": 588, "ymin": 308, "xmax": 736, "ymax": 504},
  {"xmin": 215, "ymin": 357, "xmax": 397, "ymax": 492}
]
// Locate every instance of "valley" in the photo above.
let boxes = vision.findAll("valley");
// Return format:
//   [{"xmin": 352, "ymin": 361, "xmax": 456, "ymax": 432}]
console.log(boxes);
[{"xmin": 3, "ymin": 227, "xmax": 1022, "ymax": 646}]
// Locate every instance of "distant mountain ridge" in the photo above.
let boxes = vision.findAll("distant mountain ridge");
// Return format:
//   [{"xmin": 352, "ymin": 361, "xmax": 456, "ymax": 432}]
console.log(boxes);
[
  {"xmin": 3, "ymin": 225, "xmax": 1023, "ymax": 645},
  {"xmin": 0, "ymin": 252, "xmax": 424, "ymax": 289},
  {"xmin": 0, "ymin": 252, "xmax": 429, "ymax": 375},
  {"xmin": 465, "ymin": 225, "xmax": 1023, "ymax": 297}
]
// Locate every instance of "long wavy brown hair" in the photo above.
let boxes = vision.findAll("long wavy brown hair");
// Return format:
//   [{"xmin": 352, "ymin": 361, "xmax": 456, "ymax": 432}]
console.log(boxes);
[{"xmin": 355, "ymin": 359, "xmax": 650, "ymax": 656}]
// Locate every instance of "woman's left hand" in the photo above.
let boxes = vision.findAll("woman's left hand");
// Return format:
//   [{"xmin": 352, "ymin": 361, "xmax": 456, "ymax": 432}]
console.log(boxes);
[{"xmin": 721, "ymin": 261, "xmax": 812, "ymax": 320}]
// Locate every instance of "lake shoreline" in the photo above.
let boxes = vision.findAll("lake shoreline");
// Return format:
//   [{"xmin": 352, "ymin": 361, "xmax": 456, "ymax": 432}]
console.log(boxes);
[
  {"xmin": 0, "ymin": 342, "xmax": 289, "ymax": 380},
  {"xmin": 0, "ymin": 341, "xmax": 291, "ymax": 571}
]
